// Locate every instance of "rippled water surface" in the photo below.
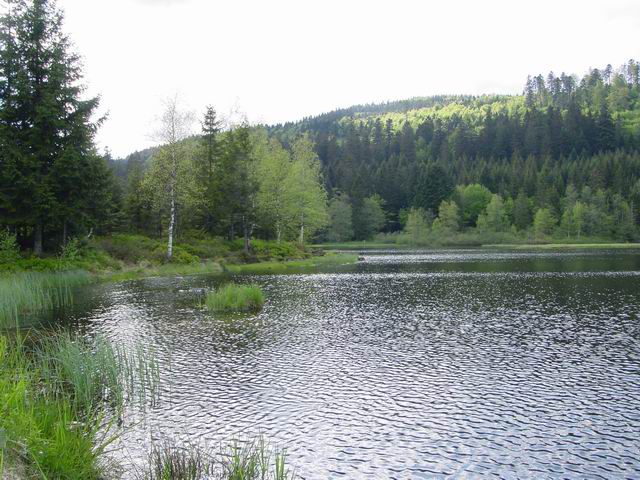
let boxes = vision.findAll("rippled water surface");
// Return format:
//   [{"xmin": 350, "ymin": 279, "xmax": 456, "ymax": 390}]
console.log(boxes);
[{"xmin": 67, "ymin": 249, "xmax": 640, "ymax": 478}]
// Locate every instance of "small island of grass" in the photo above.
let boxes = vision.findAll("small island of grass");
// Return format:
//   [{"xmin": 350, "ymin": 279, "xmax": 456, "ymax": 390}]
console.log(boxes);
[{"xmin": 205, "ymin": 284, "xmax": 265, "ymax": 313}]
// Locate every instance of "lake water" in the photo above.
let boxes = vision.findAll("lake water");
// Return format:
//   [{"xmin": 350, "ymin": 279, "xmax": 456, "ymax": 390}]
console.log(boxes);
[{"xmin": 65, "ymin": 249, "xmax": 640, "ymax": 479}]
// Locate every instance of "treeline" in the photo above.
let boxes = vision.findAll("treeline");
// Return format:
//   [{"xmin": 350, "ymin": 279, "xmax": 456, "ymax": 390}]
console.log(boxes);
[
  {"xmin": 124, "ymin": 100, "xmax": 330, "ymax": 258},
  {"xmin": 270, "ymin": 61, "xmax": 640, "ymax": 241},
  {"xmin": 3, "ymin": 0, "xmax": 640, "ymax": 255},
  {"xmin": 0, "ymin": 0, "xmax": 333, "ymax": 258}
]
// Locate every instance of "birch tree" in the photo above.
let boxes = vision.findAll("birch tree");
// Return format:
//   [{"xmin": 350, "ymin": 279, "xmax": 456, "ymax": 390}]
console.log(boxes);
[
  {"xmin": 284, "ymin": 135, "xmax": 329, "ymax": 244},
  {"xmin": 253, "ymin": 129, "xmax": 292, "ymax": 242},
  {"xmin": 152, "ymin": 96, "xmax": 194, "ymax": 261}
]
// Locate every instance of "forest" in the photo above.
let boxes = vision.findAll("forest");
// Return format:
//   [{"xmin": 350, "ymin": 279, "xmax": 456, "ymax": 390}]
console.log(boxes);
[{"xmin": 2, "ymin": 0, "xmax": 640, "ymax": 262}]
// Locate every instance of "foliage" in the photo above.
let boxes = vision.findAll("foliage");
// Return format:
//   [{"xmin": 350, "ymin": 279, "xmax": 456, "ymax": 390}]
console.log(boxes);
[
  {"xmin": 0, "ymin": 0, "xmax": 118, "ymax": 254},
  {"xmin": 142, "ymin": 437, "xmax": 296, "ymax": 480},
  {"xmin": 0, "ymin": 332, "xmax": 159, "ymax": 478},
  {"xmin": 0, "ymin": 271, "xmax": 92, "ymax": 328},
  {"xmin": 205, "ymin": 284, "xmax": 265, "ymax": 312},
  {"xmin": 0, "ymin": 230, "xmax": 20, "ymax": 264},
  {"xmin": 354, "ymin": 194, "xmax": 386, "ymax": 240},
  {"xmin": 533, "ymin": 208, "xmax": 557, "ymax": 239},
  {"xmin": 326, "ymin": 193, "xmax": 354, "ymax": 242}
]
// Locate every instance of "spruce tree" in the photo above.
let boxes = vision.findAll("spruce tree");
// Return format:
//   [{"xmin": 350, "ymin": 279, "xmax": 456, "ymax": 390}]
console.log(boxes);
[{"xmin": 0, "ymin": 0, "xmax": 101, "ymax": 254}]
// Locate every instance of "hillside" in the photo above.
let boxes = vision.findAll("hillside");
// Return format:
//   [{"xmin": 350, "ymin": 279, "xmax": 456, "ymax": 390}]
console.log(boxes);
[{"xmin": 266, "ymin": 61, "xmax": 640, "ymax": 233}]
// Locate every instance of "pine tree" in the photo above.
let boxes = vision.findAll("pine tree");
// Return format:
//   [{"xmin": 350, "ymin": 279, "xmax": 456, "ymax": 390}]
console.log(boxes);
[{"xmin": 0, "ymin": 0, "xmax": 102, "ymax": 254}]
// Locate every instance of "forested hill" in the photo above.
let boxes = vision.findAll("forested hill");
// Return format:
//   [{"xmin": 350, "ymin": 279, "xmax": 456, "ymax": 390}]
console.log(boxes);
[{"xmin": 268, "ymin": 61, "xmax": 640, "ymax": 231}]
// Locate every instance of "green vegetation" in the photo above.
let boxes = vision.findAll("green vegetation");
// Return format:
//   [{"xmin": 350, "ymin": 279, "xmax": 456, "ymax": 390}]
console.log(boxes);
[
  {"xmin": 483, "ymin": 243, "xmax": 640, "ymax": 250},
  {"xmin": 0, "ymin": 271, "xmax": 92, "ymax": 329},
  {"xmin": 0, "ymin": 332, "xmax": 159, "ymax": 479},
  {"xmin": 225, "ymin": 253, "xmax": 358, "ymax": 273},
  {"xmin": 205, "ymin": 284, "xmax": 265, "ymax": 313},
  {"xmin": 143, "ymin": 437, "xmax": 296, "ymax": 480}
]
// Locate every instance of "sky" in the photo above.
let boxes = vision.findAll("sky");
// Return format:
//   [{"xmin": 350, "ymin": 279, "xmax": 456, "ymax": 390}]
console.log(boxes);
[{"xmin": 55, "ymin": 0, "xmax": 640, "ymax": 158}]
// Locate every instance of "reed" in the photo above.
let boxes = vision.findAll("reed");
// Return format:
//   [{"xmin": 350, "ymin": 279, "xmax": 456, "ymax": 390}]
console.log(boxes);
[
  {"xmin": 205, "ymin": 284, "xmax": 265, "ymax": 312},
  {"xmin": 0, "ymin": 270, "xmax": 92, "ymax": 329},
  {"xmin": 0, "ymin": 331, "xmax": 161, "ymax": 478},
  {"xmin": 141, "ymin": 436, "xmax": 296, "ymax": 480}
]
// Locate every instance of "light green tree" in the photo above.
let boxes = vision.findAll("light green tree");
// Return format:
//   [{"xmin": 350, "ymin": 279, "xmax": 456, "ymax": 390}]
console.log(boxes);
[
  {"xmin": 457, "ymin": 184, "xmax": 492, "ymax": 227},
  {"xmin": 327, "ymin": 193, "xmax": 354, "ymax": 242},
  {"xmin": 533, "ymin": 208, "xmax": 556, "ymax": 240},
  {"xmin": 434, "ymin": 200, "xmax": 460, "ymax": 233},
  {"xmin": 356, "ymin": 195, "xmax": 386, "ymax": 240},
  {"xmin": 404, "ymin": 208, "xmax": 431, "ymax": 244},
  {"xmin": 284, "ymin": 136, "xmax": 329, "ymax": 244},
  {"xmin": 477, "ymin": 194, "xmax": 509, "ymax": 232},
  {"xmin": 253, "ymin": 130, "xmax": 292, "ymax": 242}
]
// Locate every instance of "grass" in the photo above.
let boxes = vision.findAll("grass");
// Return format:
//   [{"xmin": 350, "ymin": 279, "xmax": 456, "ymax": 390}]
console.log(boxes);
[
  {"xmin": 102, "ymin": 260, "xmax": 224, "ymax": 282},
  {"xmin": 225, "ymin": 253, "xmax": 358, "ymax": 274},
  {"xmin": 312, "ymin": 241, "xmax": 401, "ymax": 250},
  {"xmin": 0, "ymin": 270, "xmax": 93, "ymax": 329},
  {"xmin": 0, "ymin": 332, "xmax": 160, "ymax": 479},
  {"xmin": 482, "ymin": 242, "xmax": 640, "ymax": 250},
  {"xmin": 205, "ymin": 284, "xmax": 265, "ymax": 313},
  {"xmin": 142, "ymin": 437, "xmax": 296, "ymax": 480}
]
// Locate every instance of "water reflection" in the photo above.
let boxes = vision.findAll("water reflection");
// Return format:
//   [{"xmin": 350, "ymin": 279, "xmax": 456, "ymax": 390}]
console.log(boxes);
[{"xmin": 66, "ymin": 249, "xmax": 640, "ymax": 479}]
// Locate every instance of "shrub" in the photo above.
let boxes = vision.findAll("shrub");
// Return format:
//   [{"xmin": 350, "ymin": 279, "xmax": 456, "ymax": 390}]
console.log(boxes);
[{"xmin": 0, "ymin": 230, "xmax": 20, "ymax": 264}]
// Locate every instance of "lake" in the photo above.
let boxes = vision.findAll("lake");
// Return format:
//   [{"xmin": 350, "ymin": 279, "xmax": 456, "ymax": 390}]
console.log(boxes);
[{"xmin": 64, "ymin": 249, "xmax": 640, "ymax": 479}]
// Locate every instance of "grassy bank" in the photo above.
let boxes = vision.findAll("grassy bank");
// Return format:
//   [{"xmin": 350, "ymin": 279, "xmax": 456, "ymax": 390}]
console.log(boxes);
[
  {"xmin": 482, "ymin": 242, "xmax": 640, "ymax": 250},
  {"xmin": 0, "ymin": 332, "xmax": 159, "ymax": 479},
  {"xmin": 0, "ymin": 234, "xmax": 355, "ymax": 329},
  {"xmin": 205, "ymin": 284, "xmax": 265, "ymax": 313},
  {"xmin": 226, "ymin": 253, "xmax": 358, "ymax": 274},
  {"xmin": 0, "ymin": 331, "xmax": 297, "ymax": 479}
]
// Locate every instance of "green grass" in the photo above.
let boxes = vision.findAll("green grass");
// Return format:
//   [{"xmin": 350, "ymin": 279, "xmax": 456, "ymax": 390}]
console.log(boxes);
[
  {"xmin": 102, "ymin": 260, "xmax": 224, "ymax": 282},
  {"xmin": 226, "ymin": 253, "xmax": 358, "ymax": 274},
  {"xmin": 0, "ymin": 332, "xmax": 160, "ymax": 479},
  {"xmin": 205, "ymin": 284, "xmax": 265, "ymax": 313},
  {"xmin": 312, "ymin": 241, "xmax": 401, "ymax": 250},
  {"xmin": 482, "ymin": 242, "xmax": 640, "ymax": 250},
  {"xmin": 0, "ymin": 270, "xmax": 93, "ymax": 329},
  {"xmin": 142, "ymin": 437, "xmax": 296, "ymax": 480}
]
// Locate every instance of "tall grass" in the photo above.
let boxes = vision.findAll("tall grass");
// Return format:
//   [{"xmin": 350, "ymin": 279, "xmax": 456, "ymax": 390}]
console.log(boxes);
[
  {"xmin": 0, "ymin": 270, "xmax": 92, "ymax": 329},
  {"xmin": 0, "ymin": 332, "xmax": 161, "ymax": 479},
  {"xmin": 205, "ymin": 284, "xmax": 265, "ymax": 312},
  {"xmin": 142, "ymin": 437, "xmax": 296, "ymax": 480}
]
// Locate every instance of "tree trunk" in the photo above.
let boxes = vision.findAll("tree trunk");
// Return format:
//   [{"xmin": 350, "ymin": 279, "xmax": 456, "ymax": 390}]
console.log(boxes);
[
  {"xmin": 276, "ymin": 223, "xmax": 281, "ymax": 243},
  {"xmin": 299, "ymin": 212, "xmax": 305, "ymax": 245},
  {"xmin": 33, "ymin": 223, "xmax": 43, "ymax": 256},
  {"xmin": 243, "ymin": 215, "xmax": 250, "ymax": 254},
  {"xmin": 62, "ymin": 219, "xmax": 68, "ymax": 246},
  {"xmin": 167, "ymin": 186, "xmax": 176, "ymax": 261}
]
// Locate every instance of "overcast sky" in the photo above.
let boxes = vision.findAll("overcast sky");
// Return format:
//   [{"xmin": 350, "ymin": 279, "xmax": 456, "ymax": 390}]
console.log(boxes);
[{"xmin": 57, "ymin": 0, "xmax": 640, "ymax": 158}]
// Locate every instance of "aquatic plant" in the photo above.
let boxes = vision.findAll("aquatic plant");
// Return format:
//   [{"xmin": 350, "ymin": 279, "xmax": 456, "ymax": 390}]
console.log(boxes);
[
  {"xmin": 205, "ymin": 284, "xmax": 265, "ymax": 312},
  {"xmin": 0, "ymin": 270, "xmax": 92, "ymax": 329},
  {"xmin": 142, "ymin": 436, "xmax": 296, "ymax": 480},
  {"xmin": 143, "ymin": 443, "xmax": 216, "ymax": 480}
]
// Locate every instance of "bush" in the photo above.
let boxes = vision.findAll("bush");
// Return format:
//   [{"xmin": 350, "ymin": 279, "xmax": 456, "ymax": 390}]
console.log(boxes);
[{"xmin": 0, "ymin": 230, "xmax": 20, "ymax": 264}]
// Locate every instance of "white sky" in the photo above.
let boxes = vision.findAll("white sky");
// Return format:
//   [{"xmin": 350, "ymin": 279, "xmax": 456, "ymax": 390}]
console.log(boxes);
[{"xmin": 57, "ymin": 0, "xmax": 640, "ymax": 158}]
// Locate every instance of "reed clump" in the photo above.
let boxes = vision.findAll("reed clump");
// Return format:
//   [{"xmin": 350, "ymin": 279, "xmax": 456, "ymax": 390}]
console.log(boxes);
[
  {"xmin": 142, "ymin": 436, "xmax": 296, "ymax": 480},
  {"xmin": 0, "ymin": 270, "xmax": 92, "ymax": 328},
  {"xmin": 205, "ymin": 284, "xmax": 265, "ymax": 312},
  {"xmin": 0, "ymin": 332, "xmax": 160, "ymax": 479}
]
